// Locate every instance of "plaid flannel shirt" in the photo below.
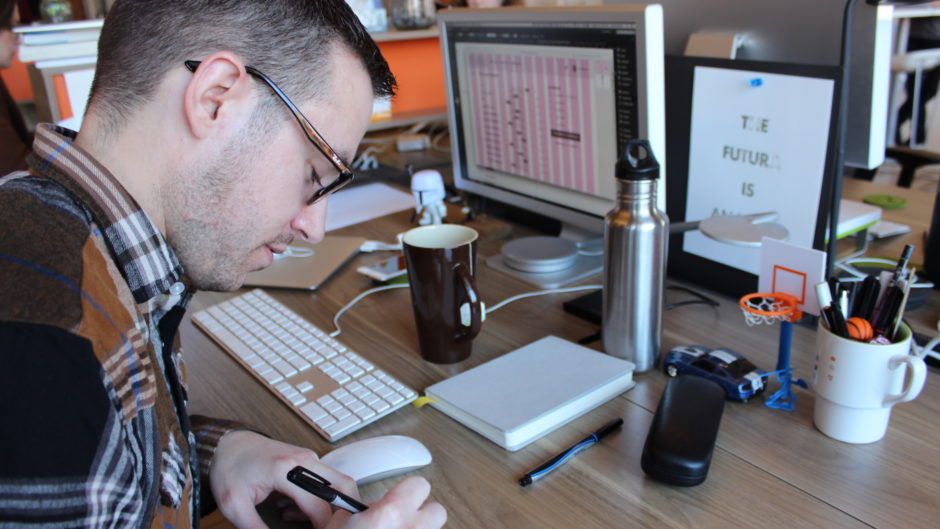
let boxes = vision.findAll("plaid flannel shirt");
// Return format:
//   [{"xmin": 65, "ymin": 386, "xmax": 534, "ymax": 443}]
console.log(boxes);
[{"xmin": 0, "ymin": 124, "xmax": 242, "ymax": 528}]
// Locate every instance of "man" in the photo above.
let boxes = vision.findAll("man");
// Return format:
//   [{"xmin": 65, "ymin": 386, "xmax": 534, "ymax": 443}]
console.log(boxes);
[
  {"xmin": 0, "ymin": 1, "xmax": 446, "ymax": 528},
  {"xmin": 0, "ymin": 0, "xmax": 30, "ymax": 174}
]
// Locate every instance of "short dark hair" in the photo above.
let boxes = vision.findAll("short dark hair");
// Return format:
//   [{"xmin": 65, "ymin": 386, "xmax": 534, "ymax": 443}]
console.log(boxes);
[
  {"xmin": 0, "ymin": 0, "xmax": 15, "ymax": 30},
  {"xmin": 89, "ymin": 0, "xmax": 396, "ymax": 127}
]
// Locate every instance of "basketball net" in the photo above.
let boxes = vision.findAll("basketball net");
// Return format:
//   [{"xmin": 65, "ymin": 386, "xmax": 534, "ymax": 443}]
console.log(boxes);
[{"xmin": 739, "ymin": 292, "xmax": 802, "ymax": 326}]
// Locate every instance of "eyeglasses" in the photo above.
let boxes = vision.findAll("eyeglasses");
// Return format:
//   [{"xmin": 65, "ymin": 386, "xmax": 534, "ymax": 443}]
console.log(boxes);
[{"xmin": 184, "ymin": 60, "xmax": 354, "ymax": 205}]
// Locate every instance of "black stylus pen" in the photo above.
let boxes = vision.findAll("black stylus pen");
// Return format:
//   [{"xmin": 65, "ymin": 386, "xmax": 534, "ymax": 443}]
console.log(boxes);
[
  {"xmin": 287, "ymin": 466, "xmax": 369, "ymax": 514},
  {"xmin": 519, "ymin": 418, "xmax": 623, "ymax": 486}
]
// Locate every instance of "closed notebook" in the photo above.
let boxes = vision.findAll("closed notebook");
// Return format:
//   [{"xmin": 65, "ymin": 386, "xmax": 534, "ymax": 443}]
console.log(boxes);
[{"xmin": 425, "ymin": 335, "xmax": 635, "ymax": 451}]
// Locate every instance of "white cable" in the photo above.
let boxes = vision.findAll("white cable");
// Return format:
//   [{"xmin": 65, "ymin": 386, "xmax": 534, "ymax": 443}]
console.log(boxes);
[
  {"xmin": 486, "ymin": 284, "xmax": 602, "ymax": 314},
  {"xmin": 914, "ymin": 334, "xmax": 940, "ymax": 362},
  {"xmin": 329, "ymin": 283, "xmax": 410, "ymax": 337},
  {"xmin": 330, "ymin": 282, "xmax": 601, "ymax": 338}
]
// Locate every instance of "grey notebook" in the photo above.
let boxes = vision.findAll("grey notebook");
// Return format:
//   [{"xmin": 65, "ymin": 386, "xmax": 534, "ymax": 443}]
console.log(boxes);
[
  {"xmin": 425, "ymin": 336, "xmax": 635, "ymax": 451},
  {"xmin": 242, "ymin": 236, "xmax": 365, "ymax": 291}
]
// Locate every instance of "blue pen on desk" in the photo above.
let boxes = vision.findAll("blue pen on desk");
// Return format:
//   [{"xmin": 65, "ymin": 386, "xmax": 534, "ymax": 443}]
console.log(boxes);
[{"xmin": 519, "ymin": 418, "xmax": 623, "ymax": 486}]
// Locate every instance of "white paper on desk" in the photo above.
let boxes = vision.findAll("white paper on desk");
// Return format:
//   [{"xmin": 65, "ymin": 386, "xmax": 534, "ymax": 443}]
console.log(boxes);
[
  {"xmin": 682, "ymin": 66, "xmax": 834, "ymax": 275},
  {"xmin": 325, "ymin": 182, "xmax": 415, "ymax": 231}
]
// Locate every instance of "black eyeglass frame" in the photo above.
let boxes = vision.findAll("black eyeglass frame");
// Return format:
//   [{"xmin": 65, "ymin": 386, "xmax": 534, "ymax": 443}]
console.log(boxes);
[{"xmin": 184, "ymin": 60, "xmax": 354, "ymax": 205}]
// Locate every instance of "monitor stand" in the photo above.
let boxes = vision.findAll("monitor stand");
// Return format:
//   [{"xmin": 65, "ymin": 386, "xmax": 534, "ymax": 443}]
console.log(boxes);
[{"xmin": 486, "ymin": 226, "xmax": 603, "ymax": 289}]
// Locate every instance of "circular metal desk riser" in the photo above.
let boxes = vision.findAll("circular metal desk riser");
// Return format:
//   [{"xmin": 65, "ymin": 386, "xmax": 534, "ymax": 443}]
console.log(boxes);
[{"xmin": 487, "ymin": 235, "xmax": 603, "ymax": 289}]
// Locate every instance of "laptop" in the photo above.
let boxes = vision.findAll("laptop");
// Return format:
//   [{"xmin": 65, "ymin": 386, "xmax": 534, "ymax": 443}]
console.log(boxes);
[{"xmin": 242, "ymin": 236, "xmax": 365, "ymax": 290}]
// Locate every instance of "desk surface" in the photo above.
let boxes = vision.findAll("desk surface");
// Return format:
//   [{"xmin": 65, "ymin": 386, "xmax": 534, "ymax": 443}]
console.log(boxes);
[{"xmin": 188, "ymin": 183, "xmax": 939, "ymax": 529}]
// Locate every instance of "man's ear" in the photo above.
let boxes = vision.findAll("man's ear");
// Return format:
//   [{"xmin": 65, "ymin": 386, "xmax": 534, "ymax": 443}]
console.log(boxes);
[{"xmin": 182, "ymin": 52, "xmax": 254, "ymax": 139}]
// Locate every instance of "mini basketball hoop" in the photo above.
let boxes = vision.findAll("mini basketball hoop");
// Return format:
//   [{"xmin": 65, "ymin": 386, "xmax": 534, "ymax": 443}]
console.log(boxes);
[
  {"xmin": 739, "ymin": 292, "xmax": 802, "ymax": 326},
  {"xmin": 738, "ymin": 292, "xmax": 807, "ymax": 412}
]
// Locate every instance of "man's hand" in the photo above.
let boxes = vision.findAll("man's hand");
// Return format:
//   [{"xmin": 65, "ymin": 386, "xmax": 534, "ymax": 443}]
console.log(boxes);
[
  {"xmin": 209, "ymin": 430, "xmax": 446, "ymax": 529},
  {"xmin": 210, "ymin": 430, "xmax": 347, "ymax": 529},
  {"xmin": 324, "ymin": 477, "xmax": 446, "ymax": 529}
]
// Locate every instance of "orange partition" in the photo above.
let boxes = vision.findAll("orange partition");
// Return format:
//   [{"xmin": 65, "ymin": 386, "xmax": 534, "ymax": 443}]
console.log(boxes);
[
  {"xmin": 52, "ymin": 73, "xmax": 74, "ymax": 119},
  {"xmin": 4, "ymin": 37, "xmax": 446, "ymax": 115},
  {"xmin": 377, "ymin": 37, "xmax": 445, "ymax": 115},
  {"xmin": 1, "ymin": 56, "xmax": 32, "ymax": 101}
]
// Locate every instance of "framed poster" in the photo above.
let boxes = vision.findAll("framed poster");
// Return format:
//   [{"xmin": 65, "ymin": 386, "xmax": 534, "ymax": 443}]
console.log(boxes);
[{"xmin": 664, "ymin": 55, "xmax": 841, "ymax": 298}]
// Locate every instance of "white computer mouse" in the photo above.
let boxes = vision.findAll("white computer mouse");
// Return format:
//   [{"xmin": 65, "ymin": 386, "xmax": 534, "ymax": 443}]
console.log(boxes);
[{"xmin": 320, "ymin": 435, "xmax": 432, "ymax": 485}]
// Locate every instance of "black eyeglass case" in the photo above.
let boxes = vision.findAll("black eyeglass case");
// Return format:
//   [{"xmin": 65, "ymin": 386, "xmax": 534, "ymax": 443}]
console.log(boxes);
[{"xmin": 641, "ymin": 375, "xmax": 725, "ymax": 486}]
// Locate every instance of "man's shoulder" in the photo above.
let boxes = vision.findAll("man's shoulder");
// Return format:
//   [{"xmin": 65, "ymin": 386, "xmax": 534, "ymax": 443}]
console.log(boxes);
[{"xmin": 0, "ymin": 173, "xmax": 96, "ymax": 328}]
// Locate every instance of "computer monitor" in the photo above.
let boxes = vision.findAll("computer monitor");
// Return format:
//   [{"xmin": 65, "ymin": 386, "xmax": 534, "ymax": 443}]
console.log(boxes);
[
  {"xmin": 438, "ymin": 5, "xmax": 665, "ymax": 287},
  {"xmin": 605, "ymin": 0, "xmax": 893, "ymax": 170}
]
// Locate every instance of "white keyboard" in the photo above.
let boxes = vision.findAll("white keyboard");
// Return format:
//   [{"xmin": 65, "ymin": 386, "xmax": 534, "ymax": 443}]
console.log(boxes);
[{"xmin": 192, "ymin": 289, "xmax": 418, "ymax": 442}]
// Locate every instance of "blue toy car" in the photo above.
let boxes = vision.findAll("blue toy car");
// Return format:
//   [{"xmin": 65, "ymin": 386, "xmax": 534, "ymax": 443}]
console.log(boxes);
[{"xmin": 662, "ymin": 345, "xmax": 767, "ymax": 401}]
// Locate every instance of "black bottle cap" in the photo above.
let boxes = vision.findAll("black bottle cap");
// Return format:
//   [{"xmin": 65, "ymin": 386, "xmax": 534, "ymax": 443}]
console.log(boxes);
[{"xmin": 616, "ymin": 139, "xmax": 660, "ymax": 181}]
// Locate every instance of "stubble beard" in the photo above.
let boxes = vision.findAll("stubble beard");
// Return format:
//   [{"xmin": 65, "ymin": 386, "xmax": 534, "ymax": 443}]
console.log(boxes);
[{"xmin": 167, "ymin": 138, "xmax": 262, "ymax": 292}]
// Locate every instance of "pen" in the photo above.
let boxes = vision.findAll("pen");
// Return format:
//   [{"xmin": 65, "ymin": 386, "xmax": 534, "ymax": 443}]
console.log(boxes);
[
  {"xmin": 888, "ymin": 275, "xmax": 913, "ymax": 342},
  {"xmin": 815, "ymin": 282, "xmax": 849, "ymax": 338},
  {"xmin": 287, "ymin": 466, "xmax": 369, "ymax": 514},
  {"xmin": 892, "ymin": 245, "xmax": 914, "ymax": 284},
  {"xmin": 519, "ymin": 418, "xmax": 623, "ymax": 486}
]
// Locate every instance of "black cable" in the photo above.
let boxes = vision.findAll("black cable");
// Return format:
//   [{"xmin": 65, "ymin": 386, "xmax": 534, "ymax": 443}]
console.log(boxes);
[{"xmin": 577, "ymin": 285, "xmax": 721, "ymax": 344}]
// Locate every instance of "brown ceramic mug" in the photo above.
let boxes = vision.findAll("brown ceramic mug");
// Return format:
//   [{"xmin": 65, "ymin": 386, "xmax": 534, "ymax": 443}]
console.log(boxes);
[{"xmin": 402, "ymin": 224, "xmax": 483, "ymax": 364}]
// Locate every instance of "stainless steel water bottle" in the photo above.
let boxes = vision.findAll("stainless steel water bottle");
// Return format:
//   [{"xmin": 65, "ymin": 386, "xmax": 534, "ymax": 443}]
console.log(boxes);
[{"xmin": 602, "ymin": 140, "xmax": 668, "ymax": 372}]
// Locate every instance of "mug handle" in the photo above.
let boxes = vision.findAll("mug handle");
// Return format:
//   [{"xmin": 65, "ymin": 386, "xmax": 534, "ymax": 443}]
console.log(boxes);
[
  {"xmin": 884, "ymin": 355, "xmax": 927, "ymax": 406},
  {"xmin": 453, "ymin": 262, "xmax": 482, "ymax": 343}
]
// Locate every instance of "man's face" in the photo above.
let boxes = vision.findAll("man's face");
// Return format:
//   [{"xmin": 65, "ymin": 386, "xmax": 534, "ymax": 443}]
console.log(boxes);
[
  {"xmin": 167, "ymin": 46, "xmax": 374, "ymax": 291},
  {"xmin": 0, "ymin": 7, "xmax": 19, "ymax": 69}
]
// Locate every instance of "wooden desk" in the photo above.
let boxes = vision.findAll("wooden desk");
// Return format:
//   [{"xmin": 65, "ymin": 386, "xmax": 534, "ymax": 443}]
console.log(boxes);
[{"xmin": 185, "ymin": 206, "xmax": 940, "ymax": 529}]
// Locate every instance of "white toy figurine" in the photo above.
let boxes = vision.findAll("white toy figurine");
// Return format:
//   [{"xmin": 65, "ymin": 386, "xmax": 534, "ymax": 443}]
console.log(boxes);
[{"xmin": 411, "ymin": 169, "xmax": 447, "ymax": 225}]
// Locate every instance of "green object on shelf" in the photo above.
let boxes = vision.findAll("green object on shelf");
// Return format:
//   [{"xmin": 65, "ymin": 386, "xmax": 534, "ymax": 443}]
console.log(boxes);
[{"xmin": 862, "ymin": 194, "xmax": 908, "ymax": 210}]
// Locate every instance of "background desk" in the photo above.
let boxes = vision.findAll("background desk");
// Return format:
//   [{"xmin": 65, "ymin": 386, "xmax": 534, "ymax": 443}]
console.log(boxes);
[
  {"xmin": 186, "ymin": 198, "xmax": 939, "ymax": 529},
  {"xmin": 842, "ymin": 177, "xmax": 934, "ymax": 265}
]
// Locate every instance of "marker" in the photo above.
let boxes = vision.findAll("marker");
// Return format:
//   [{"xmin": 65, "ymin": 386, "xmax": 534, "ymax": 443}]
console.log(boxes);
[
  {"xmin": 852, "ymin": 275, "xmax": 880, "ymax": 321},
  {"xmin": 519, "ymin": 418, "xmax": 623, "ymax": 486},
  {"xmin": 287, "ymin": 466, "xmax": 369, "ymax": 514}
]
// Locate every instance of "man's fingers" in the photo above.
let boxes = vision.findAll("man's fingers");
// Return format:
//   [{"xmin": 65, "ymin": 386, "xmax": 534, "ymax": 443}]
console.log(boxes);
[
  {"xmin": 414, "ymin": 500, "xmax": 447, "ymax": 529},
  {"xmin": 217, "ymin": 490, "xmax": 269, "ymax": 529},
  {"xmin": 281, "ymin": 463, "xmax": 358, "ymax": 528},
  {"xmin": 378, "ymin": 476, "xmax": 433, "ymax": 513}
]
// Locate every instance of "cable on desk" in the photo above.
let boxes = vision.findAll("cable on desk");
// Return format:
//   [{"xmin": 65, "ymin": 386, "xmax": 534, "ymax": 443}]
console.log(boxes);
[
  {"xmin": 330, "ymin": 283, "xmax": 603, "ymax": 338},
  {"xmin": 576, "ymin": 284, "xmax": 721, "ymax": 345},
  {"xmin": 486, "ymin": 284, "xmax": 603, "ymax": 314},
  {"xmin": 912, "ymin": 325, "xmax": 940, "ymax": 364},
  {"xmin": 329, "ymin": 283, "xmax": 410, "ymax": 337},
  {"xmin": 664, "ymin": 285, "xmax": 721, "ymax": 310}
]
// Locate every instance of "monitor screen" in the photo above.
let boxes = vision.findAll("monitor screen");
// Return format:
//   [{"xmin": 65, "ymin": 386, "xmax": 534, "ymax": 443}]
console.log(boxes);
[{"xmin": 440, "ymin": 6, "xmax": 666, "ymax": 236}]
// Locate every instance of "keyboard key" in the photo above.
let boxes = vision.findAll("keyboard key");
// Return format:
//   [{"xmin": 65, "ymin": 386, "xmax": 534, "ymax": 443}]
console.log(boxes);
[
  {"xmin": 354, "ymin": 408, "xmax": 376, "ymax": 421},
  {"xmin": 330, "ymin": 372, "xmax": 352, "ymax": 385},
  {"xmin": 259, "ymin": 369, "xmax": 283, "ymax": 385},
  {"xmin": 296, "ymin": 381, "xmax": 314, "ymax": 393},
  {"xmin": 325, "ymin": 416, "xmax": 361, "ymax": 437},
  {"xmin": 370, "ymin": 400, "xmax": 391, "ymax": 413},
  {"xmin": 314, "ymin": 415, "xmax": 337, "ymax": 428}
]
